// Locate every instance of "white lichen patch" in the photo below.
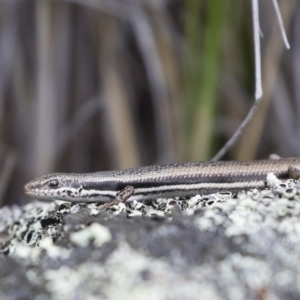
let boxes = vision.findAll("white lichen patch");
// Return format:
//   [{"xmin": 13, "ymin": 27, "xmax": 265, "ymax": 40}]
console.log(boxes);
[
  {"xmin": 45, "ymin": 266, "xmax": 82, "ymax": 300},
  {"xmin": 87, "ymin": 203, "xmax": 100, "ymax": 216},
  {"xmin": 103, "ymin": 242, "xmax": 221, "ymax": 300},
  {"xmin": 266, "ymin": 172, "xmax": 282, "ymax": 187},
  {"xmin": 69, "ymin": 204, "xmax": 81, "ymax": 214},
  {"xmin": 70, "ymin": 223, "xmax": 112, "ymax": 247},
  {"xmin": 39, "ymin": 237, "xmax": 71, "ymax": 259}
]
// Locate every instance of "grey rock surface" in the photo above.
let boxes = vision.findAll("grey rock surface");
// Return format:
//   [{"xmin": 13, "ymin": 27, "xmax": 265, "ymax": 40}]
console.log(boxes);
[{"xmin": 1, "ymin": 174, "xmax": 300, "ymax": 299}]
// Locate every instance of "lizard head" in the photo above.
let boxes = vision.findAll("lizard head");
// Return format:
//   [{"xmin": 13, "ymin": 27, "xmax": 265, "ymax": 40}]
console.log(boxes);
[{"xmin": 24, "ymin": 173, "xmax": 81, "ymax": 201}]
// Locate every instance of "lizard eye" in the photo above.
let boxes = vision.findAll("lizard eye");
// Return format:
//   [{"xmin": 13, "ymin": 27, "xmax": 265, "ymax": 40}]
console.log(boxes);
[{"xmin": 49, "ymin": 180, "xmax": 59, "ymax": 188}]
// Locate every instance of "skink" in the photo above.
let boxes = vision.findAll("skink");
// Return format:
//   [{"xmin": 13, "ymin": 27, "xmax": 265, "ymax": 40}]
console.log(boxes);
[{"xmin": 24, "ymin": 157, "xmax": 300, "ymax": 203}]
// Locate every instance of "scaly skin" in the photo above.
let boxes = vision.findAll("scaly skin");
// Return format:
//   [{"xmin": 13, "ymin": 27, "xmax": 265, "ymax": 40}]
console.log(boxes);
[{"xmin": 24, "ymin": 158, "xmax": 300, "ymax": 203}]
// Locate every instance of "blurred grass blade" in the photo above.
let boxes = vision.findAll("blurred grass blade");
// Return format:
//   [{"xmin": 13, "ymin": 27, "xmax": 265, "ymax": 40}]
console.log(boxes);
[
  {"xmin": 129, "ymin": 0, "xmax": 174, "ymax": 163},
  {"xmin": 0, "ymin": 148, "xmax": 16, "ymax": 205},
  {"xmin": 185, "ymin": 0, "xmax": 228, "ymax": 160},
  {"xmin": 153, "ymin": 5, "xmax": 184, "ymax": 159},
  {"xmin": 35, "ymin": 1, "xmax": 57, "ymax": 175},
  {"xmin": 57, "ymin": 96, "xmax": 103, "ymax": 157},
  {"xmin": 99, "ymin": 18, "xmax": 140, "ymax": 169},
  {"xmin": 0, "ymin": 3, "xmax": 18, "ymax": 125}
]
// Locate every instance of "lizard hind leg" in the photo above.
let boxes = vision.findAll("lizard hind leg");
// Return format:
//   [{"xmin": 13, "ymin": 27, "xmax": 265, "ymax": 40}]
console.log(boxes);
[{"xmin": 98, "ymin": 186, "xmax": 135, "ymax": 212}]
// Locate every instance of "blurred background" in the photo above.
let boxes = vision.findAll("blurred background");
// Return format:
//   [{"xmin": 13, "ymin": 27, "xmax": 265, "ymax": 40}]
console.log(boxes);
[{"xmin": 0, "ymin": 0, "xmax": 299, "ymax": 206}]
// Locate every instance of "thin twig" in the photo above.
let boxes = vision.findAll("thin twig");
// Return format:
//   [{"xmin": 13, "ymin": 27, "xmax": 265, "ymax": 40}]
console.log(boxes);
[
  {"xmin": 211, "ymin": 0, "xmax": 264, "ymax": 161},
  {"xmin": 211, "ymin": 97, "xmax": 261, "ymax": 162},
  {"xmin": 251, "ymin": 0, "xmax": 263, "ymax": 100},
  {"xmin": 272, "ymin": 0, "xmax": 290, "ymax": 49},
  {"xmin": 237, "ymin": 1, "xmax": 295, "ymax": 160}
]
